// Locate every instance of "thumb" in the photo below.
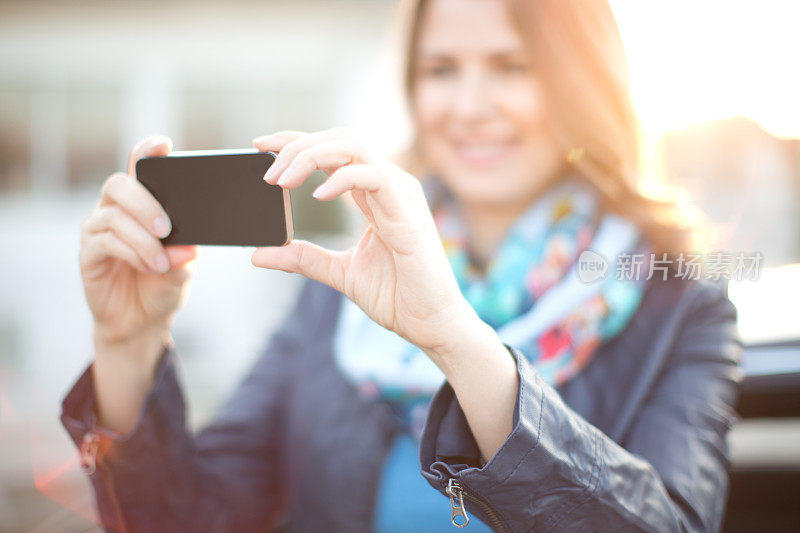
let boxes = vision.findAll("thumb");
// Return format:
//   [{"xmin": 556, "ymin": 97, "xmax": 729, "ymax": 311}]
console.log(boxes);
[
  {"xmin": 165, "ymin": 245, "xmax": 198, "ymax": 268},
  {"xmin": 158, "ymin": 245, "xmax": 198, "ymax": 285},
  {"xmin": 251, "ymin": 240, "xmax": 345, "ymax": 293}
]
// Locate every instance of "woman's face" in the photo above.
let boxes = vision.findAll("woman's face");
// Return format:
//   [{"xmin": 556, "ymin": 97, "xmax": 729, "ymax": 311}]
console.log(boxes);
[{"xmin": 413, "ymin": 0, "xmax": 564, "ymax": 211}]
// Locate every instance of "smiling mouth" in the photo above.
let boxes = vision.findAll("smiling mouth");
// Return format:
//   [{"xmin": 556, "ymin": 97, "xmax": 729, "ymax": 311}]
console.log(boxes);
[{"xmin": 452, "ymin": 140, "xmax": 517, "ymax": 168}]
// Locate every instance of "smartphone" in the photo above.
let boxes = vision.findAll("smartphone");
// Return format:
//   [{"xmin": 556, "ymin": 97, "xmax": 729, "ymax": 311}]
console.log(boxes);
[{"xmin": 136, "ymin": 149, "xmax": 293, "ymax": 247}]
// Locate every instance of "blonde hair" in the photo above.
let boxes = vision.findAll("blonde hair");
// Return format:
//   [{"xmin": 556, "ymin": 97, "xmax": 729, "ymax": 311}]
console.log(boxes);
[{"xmin": 397, "ymin": 0, "xmax": 711, "ymax": 256}]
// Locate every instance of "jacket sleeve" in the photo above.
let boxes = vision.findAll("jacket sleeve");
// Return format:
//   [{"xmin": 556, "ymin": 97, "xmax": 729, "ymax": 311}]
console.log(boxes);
[
  {"xmin": 60, "ymin": 278, "xmax": 315, "ymax": 533},
  {"xmin": 419, "ymin": 280, "xmax": 742, "ymax": 532}
]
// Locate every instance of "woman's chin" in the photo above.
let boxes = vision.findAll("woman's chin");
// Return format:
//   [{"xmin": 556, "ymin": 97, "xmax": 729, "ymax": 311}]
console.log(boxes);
[
  {"xmin": 449, "ymin": 183, "xmax": 523, "ymax": 209},
  {"xmin": 448, "ymin": 166, "xmax": 512, "ymax": 192}
]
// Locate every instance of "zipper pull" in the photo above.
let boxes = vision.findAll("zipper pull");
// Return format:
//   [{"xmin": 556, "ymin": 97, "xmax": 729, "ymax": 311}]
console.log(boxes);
[
  {"xmin": 446, "ymin": 478, "xmax": 469, "ymax": 528},
  {"xmin": 80, "ymin": 430, "xmax": 100, "ymax": 475}
]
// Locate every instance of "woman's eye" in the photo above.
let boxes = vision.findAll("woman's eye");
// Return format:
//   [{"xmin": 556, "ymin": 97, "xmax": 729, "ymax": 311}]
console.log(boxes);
[
  {"xmin": 500, "ymin": 62, "xmax": 529, "ymax": 74},
  {"xmin": 422, "ymin": 65, "xmax": 455, "ymax": 77}
]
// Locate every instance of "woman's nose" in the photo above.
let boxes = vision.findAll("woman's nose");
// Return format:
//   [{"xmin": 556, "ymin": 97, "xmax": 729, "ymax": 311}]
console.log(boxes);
[{"xmin": 449, "ymin": 67, "xmax": 494, "ymax": 123}]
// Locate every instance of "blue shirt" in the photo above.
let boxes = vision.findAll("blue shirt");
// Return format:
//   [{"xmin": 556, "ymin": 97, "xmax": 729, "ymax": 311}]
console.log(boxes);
[{"xmin": 373, "ymin": 432, "xmax": 493, "ymax": 532}]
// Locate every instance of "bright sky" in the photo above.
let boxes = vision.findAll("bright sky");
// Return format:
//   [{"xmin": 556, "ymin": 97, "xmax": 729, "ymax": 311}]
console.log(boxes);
[{"xmin": 610, "ymin": 0, "xmax": 800, "ymax": 140}]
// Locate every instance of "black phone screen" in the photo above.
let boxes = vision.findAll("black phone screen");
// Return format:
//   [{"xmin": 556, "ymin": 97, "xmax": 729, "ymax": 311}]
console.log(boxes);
[{"xmin": 136, "ymin": 151, "xmax": 292, "ymax": 247}]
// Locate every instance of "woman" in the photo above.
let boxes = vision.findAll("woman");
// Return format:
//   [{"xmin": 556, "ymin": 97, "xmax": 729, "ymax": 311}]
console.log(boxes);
[{"xmin": 62, "ymin": 0, "xmax": 741, "ymax": 531}]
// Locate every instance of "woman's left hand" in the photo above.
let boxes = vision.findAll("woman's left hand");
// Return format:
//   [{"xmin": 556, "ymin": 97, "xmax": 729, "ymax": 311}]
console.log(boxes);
[{"xmin": 251, "ymin": 128, "xmax": 480, "ymax": 358}]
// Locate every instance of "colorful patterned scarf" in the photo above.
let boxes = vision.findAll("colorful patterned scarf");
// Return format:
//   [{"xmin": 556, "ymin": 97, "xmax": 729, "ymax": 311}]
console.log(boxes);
[{"xmin": 332, "ymin": 175, "xmax": 651, "ymax": 441}]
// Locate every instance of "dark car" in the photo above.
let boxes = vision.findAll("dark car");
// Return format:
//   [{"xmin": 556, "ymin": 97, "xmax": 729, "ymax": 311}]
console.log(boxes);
[{"xmin": 722, "ymin": 269, "xmax": 800, "ymax": 532}]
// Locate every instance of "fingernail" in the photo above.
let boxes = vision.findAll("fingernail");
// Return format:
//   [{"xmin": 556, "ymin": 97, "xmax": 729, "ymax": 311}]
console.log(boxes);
[
  {"xmin": 312, "ymin": 182, "xmax": 330, "ymax": 199},
  {"xmin": 154, "ymin": 252, "xmax": 170, "ymax": 273},
  {"xmin": 153, "ymin": 216, "xmax": 171, "ymax": 238},
  {"xmin": 264, "ymin": 167, "xmax": 277, "ymax": 183},
  {"xmin": 276, "ymin": 172, "xmax": 288, "ymax": 186},
  {"xmin": 153, "ymin": 136, "xmax": 172, "ymax": 150},
  {"xmin": 252, "ymin": 135, "xmax": 270, "ymax": 145}
]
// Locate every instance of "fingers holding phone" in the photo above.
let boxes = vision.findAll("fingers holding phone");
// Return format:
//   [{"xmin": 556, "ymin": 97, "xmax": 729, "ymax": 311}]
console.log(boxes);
[
  {"xmin": 82, "ymin": 197, "xmax": 168, "ymax": 275},
  {"xmin": 127, "ymin": 135, "xmax": 199, "ymax": 272},
  {"xmin": 79, "ymin": 134, "xmax": 198, "ymax": 346}
]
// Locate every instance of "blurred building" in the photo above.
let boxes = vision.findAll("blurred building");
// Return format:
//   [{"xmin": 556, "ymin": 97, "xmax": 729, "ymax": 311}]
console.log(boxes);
[{"xmin": 660, "ymin": 117, "xmax": 800, "ymax": 266}]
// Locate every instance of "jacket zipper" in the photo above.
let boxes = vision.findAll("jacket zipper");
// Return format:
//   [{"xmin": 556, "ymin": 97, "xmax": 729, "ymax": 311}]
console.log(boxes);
[
  {"xmin": 446, "ymin": 478, "xmax": 509, "ymax": 532},
  {"xmin": 79, "ymin": 431, "xmax": 100, "ymax": 475},
  {"xmin": 446, "ymin": 478, "xmax": 469, "ymax": 527},
  {"xmin": 80, "ymin": 424, "xmax": 129, "ymax": 533}
]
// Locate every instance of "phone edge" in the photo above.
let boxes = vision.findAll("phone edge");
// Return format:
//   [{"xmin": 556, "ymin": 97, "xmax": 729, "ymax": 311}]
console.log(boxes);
[{"xmin": 282, "ymin": 187, "xmax": 294, "ymax": 245}]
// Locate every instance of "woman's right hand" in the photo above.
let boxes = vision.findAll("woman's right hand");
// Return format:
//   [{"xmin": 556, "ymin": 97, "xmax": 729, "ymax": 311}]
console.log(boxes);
[{"xmin": 79, "ymin": 135, "xmax": 199, "ymax": 349}]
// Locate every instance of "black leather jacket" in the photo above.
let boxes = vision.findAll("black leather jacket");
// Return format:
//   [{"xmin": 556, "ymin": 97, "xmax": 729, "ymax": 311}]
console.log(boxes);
[{"xmin": 61, "ymin": 275, "xmax": 741, "ymax": 532}]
